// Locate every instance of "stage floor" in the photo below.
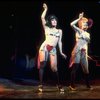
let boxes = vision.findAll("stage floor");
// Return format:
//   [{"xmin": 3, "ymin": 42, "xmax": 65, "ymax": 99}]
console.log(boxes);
[{"xmin": 0, "ymin": 78, "xmax": 100, "ymax": 99}]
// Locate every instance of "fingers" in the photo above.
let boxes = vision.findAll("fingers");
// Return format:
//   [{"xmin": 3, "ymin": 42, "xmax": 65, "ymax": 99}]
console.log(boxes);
[
  {"xmin": 43, "ymin": 3, "xmax": 47, "ymax": 9},
  {"xmin": 79, "ymin": 12, "xmax": 84, "ymax": 17},
  {"xmin": 43, "ymin": 3, "xmax": 46, "ymax": 7},
  {"xmin": 65, "ymin": 55, "xmax": 67, "ymax": 59},
  {"xmin": 79, "ymin": 12, "xmax": 84, "ymax": 19},
  {"xmin": 82, "ymin": 12, "xmax": 84, "ymax": 15},
  {"xmin": 63, "ymin": 54, "xmax": 67, "ymax": 59}
]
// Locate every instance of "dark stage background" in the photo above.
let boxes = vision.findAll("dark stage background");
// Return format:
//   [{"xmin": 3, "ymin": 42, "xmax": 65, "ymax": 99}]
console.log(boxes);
[{"xmin": 0, "ymin": 0, "xmax": 100, "ymax": 83}]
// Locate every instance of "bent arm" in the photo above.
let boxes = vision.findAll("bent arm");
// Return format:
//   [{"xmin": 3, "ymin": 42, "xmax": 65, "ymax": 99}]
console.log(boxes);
[
  {"xmin": 58, "ymin": 29, "xmax": 63, "ymax": 54},
  {"xmin": 70, "ymin": 18, "xmax": 81, "ymax": 32},
  {"xmin": 70, "ymin": 12, "xmax": 84, "ymax": 32},
  {"xmin": 58, "ymin": 29, "xmax": 67, "ymax": 59}
]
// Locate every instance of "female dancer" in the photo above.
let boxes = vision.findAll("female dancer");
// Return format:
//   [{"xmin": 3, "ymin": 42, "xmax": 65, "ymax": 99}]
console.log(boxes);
[
  {"xmin": 37, "ymin": 3, "xmax": 67, "ymax": 92},
  {"xmin": 69, "ymin": 12, "xmax": 93, "ymax": 90}
]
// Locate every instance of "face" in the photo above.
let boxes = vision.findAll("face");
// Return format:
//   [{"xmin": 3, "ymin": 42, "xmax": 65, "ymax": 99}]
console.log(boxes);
[
  {"xmin": 51, "ymin": 19, "xmax": 57, "ymax": 27},
  {"xmin": 78, "ymin": 17, "xmax": 88, "ymax": 30},
  {"xmin": 81, "ymin": 21, "xmax": 88, "ymax": 30}
]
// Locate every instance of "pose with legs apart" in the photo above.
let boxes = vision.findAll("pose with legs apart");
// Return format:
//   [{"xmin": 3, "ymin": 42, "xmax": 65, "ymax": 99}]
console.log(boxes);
[
  {"xmin": 69, "ymin": 12, "xmax": 93, "ymax": 91},
  {"xmin": 37, "ymin": 3, "xmax": 67, "ymax": 92}
]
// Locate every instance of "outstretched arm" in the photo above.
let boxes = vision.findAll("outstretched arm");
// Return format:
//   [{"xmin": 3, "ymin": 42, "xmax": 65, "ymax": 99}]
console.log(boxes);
[
  {"xmin": 70, "ymin": 12, "xmax": 84, "ymax": 32},
  {"xmin": 41, "ymin": 3, "xmax": 48, "ymax": 29},
  {"xmin": 58, "ymin": 29, "xmax": 67, "ymax": 59}
]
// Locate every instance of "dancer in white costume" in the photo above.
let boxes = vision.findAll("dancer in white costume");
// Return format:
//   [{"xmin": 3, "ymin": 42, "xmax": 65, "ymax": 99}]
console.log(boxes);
[
  {"xmin": 37, "ymin": 3, "xmax": 67, "ymax": 92},
  {"xmin": 69, "ymin": 12, "xmax": 93, "ymax": 91}
]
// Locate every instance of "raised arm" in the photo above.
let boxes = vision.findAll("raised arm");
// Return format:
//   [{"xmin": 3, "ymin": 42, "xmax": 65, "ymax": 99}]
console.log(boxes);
[
  {"xmin": 41, "ymin": 3, "xmax": 48, "ymax": 29},
  {"xmin": 70, "ymin": 12, "xmax": 84, "ymax": 32}
]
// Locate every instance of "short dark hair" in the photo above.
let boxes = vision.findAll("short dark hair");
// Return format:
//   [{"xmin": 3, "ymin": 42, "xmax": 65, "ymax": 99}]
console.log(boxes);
[{"xmin": 46, "ymin": 15, "xmax": 58, "ymax": 28}]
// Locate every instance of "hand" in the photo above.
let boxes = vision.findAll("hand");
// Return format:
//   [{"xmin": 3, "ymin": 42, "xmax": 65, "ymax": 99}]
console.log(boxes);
[
  {"xmin": 79, "ymin": 12, "xmax": 84, "ymax": 19},
  {"xmin": 61, "ymin": 53, "xmax": 67, "ymax": 59},
  {"xmin": 43, "ymin": 3, "xmax": 48, "ymax": 10}
]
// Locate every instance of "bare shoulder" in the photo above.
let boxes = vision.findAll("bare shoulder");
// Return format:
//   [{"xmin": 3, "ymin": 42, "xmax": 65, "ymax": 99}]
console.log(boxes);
[
  {"xmin": 57, "ymin": 29, "xmax": 62, "ymax": 33},
  {"xmin": 87, "ymin": 32, "xmax": 90, "ymax": 37},
  {"xmin": 44, "ymin": 26, "xmax": 49, "ymax": 30},
  {"xmin": 86, "ymin": 31, "xmax": 90, "ymax": 35}
]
